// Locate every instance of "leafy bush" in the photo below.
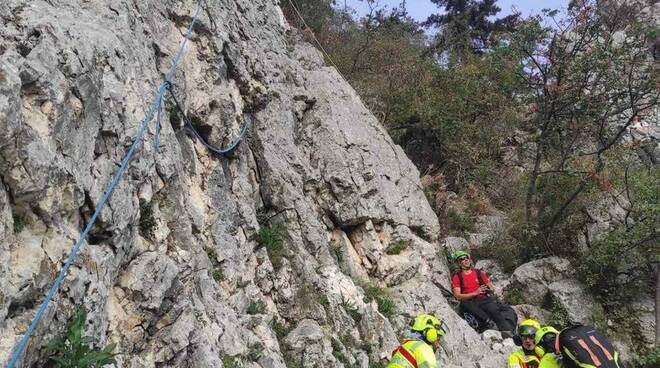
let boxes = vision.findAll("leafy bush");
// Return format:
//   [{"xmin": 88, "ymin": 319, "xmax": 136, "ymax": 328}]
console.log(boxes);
[
  {"xmin": 576, "ymin": 166, "xmax": 659, "ymax": 312},
  {"xmin": 46, "ymin": 308, "xmax": 116, "ymax": 368},
  {"xmin": 446, "ymin": 208, "xmax": 475, "ymax": 235},
  {"xmin": 632, "ymin": 346, "xmax": 660, "ymax": 368},
  {"xmin": 256, "ymin": 224, "xmax": 287, "ymax": 270}
]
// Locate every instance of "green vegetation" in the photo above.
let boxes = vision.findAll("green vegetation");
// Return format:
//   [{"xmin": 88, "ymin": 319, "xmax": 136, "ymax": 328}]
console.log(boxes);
[
  {"xmin": 340, "ymin": 333, "xmax": 357, "ymax": 350},
  {"xmin": 205, "ymin": 246, "xmax": 218, "ymax": 261},
  {"xmin": 319, "ymin": 295, "xmax": 330, "ymax": 310},
  {"xmin": 271, "ymin": 319, "xmax": 293, "ymax": 340},
  {"xmin": 279, "ymin": 0, "xmax": 658, "ymax": 357},
  {"xmin": 545, "ymin": 295, "xmax": 570, "ymax": 329},
  {"xmin": 384, "ymin": 241, "xmax": 406, "ymax": 255},
  {"xmin": 577, "ymin": 165, "xmax": 659, "ymax": 309},
  {"xmin": 212, "ymin": 269, "xmax": 224, "ymax": 282},
  {"xmin": 256, "ymin": 223, "xmax": 288, "ymax": 270},
  {"xmin": 282, "ymin": 351, "xmax": 304, "ymax": 368},
  {"xmin": 330, "ymin": 240, "xmax": 344, "ymax": 263},
  {"xmin": 165, "ymin": 99, "xmax": 181, "ymax": 129},
  {"xmin": 340, "ymin": 296, "xmax": 361, "ymax": 323},
  {"xmin": 446, "ymin": 209, "xmax": 474, "ymax": 235},
  {"xmin": 502, "ymin": 287, "xmax": 525, "ymax": 306},
  {"xmin": 12, "ymin": 213, "xmax": 26, "ymax": 234},
  {"xmin": 360, "ymin": 280, "xmax": 396, "ymax": 320},
  {"xmin": 246, "ymin": 300, "xmax": 266, "ymax": 315},
  {"xmin": 331, "ymin": 338, "xmax": 351, "ymax": 366},
  {"xmin": 46, "ymin": 308, "xmax": 116, "ymax": 368},
  {"xmin": 138, "ymin": 200, "xmax": 156, "ymax": 239},
  {"xmin": 221, "ymin": 354, "xmax": 243, "ymax": 368},
  {"xmin": 247, "ymin": 342, "xmax": 264, "ymax": 362},
  {"xmin": 189, "ymin": 113, "xmax": 204, "ymax": 131},
  {"xmin": 633, "ymin": 346, "xmax": 660, "ymax": 368}
]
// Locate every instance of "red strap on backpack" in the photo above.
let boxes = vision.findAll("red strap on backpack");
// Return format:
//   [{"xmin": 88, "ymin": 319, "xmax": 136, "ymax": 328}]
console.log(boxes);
[
  {"xmin": 577, "ymin": 339, "xmax": 601, "ymax": 366},
  {"xmin": 589, "ymin": 336, "xmax": 614, "ymax": 361},
  {"xmin": 391, "ymin": 340, "xmax": 418, "ymax": 368}
]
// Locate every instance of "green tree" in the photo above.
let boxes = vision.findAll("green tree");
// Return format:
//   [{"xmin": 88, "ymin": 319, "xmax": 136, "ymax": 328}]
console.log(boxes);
[
  {"xmin": 510, "ymin": 1, "xmax": 659, "ymax": 253},
  {"xmin": 425, "ymin": 0, "xmax": 519, "ymax": 62},
  {"xmin": 577, "ymin": 156, "xmax": 659, "ymax": 345},
  {"xmin": 280, "ymin": 0, "xmax": 339, "ymax": 34}
]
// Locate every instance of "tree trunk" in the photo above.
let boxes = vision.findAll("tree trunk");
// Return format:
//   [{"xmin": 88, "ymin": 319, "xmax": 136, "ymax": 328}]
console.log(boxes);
[{"xmin": 525, "ymin": 146, "xmax": 542, "ymax": 225}]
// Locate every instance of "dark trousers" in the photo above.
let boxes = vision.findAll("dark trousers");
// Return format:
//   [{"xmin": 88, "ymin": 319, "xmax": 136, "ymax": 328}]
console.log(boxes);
[{"xmin": 460, "ymin": 296, "xmax": 512, "ymax": 332}]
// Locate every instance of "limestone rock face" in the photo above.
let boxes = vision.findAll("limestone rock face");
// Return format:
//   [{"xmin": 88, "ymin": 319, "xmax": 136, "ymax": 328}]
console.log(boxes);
[
  {"xmin": 505, "ymin": 257, "xmax": 605, "ymax": 326},
  {"xmin": 579, "ymin": 194, "xmax": 631, "ymax": 249},
  {"xmin": 444, "ymin": 236, "xmax": 469, "ymax": 255},
  {"xmin": 546, "ymin": 279, "xmax": 605, "ymax": 325},
  {"xmin": 0, "ymin": 0, "xmax": 505, "ymax": 367},
  {"xmin": 468, "ymin": 214, "xmax": 505, "ymax": 248},
  {"xmin": 506, "ymin": 257, "xmax": 573, "ymax": 306}
]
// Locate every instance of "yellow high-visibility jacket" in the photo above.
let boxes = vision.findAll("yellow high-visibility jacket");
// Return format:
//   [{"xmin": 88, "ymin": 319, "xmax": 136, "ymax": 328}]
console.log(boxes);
[
  {"xmin": 538, "ymin": 353, "xmax": 561, "ymax": 368},
  {"xmin": 508, "ymin": 349, "xmax": 541, "ymax": 368},
  {"xmin": 386, "ymin": 339, "xmax": 437, "ymax": 368}
]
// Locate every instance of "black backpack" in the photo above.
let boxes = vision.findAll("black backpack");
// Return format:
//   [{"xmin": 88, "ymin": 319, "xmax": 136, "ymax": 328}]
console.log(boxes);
[{"xmin": 558, "ymin": 325, "xmax": 624, "ymax": 368}]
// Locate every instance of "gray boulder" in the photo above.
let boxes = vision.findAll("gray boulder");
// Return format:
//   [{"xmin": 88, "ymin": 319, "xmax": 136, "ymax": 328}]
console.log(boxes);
[{"xmin": 506, "ymin": 257, "xmax": 605, "ymax": 326}]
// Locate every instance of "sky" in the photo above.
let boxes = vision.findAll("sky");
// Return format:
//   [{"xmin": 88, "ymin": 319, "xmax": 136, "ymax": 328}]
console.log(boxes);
[{"xmin": 341, "ymin": 0, "xmax": 569, "ymax": 22}]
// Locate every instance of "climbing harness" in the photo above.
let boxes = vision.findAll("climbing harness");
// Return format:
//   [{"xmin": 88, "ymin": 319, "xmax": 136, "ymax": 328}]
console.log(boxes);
[
  {"xmin": 6, "ymin": 1, "xmax": 206, "ymax": 367},
  {"xmin": 165, "ymin": 81, "xmax": 251, "ymax": 156}
]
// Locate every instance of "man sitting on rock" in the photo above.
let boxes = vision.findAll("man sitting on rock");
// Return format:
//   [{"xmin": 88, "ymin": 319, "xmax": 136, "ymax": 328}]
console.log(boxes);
[{"xmin": 450, "ymin": 250, "xmax": 514, "ymax": 336}]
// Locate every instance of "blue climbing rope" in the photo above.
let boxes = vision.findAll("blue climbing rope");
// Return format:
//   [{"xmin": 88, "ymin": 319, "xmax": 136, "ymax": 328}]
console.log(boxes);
[
  {"xmin": 6, "ymin": 1, "xmax": 204, "ymax": 367},
  {"xmin": 166, "ymin": 83, "xmax": 252, "ymax": 157}
]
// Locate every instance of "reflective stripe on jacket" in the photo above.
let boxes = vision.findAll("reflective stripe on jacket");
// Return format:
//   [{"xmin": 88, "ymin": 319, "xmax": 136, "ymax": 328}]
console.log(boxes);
[{"xmin": 387, "ymin": 339, "xmax": 437, "ymax": 368}]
